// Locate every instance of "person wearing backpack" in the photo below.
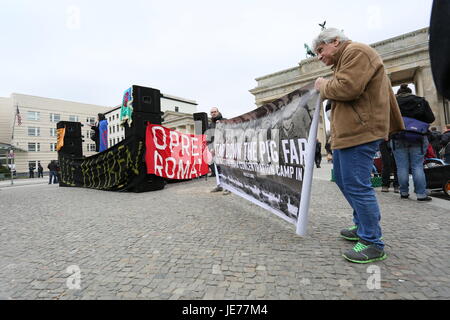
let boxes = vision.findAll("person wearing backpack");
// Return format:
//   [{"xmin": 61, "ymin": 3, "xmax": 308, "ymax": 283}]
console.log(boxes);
[{"xmin": 391, "ymin": 84, "xmax": 435, "ymax": 201}]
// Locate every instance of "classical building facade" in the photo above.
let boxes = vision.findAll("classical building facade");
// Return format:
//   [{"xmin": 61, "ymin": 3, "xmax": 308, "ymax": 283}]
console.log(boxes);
[
  {"xmin": 249, "ymin": 27, "xmax": 450, "ymax": 151},
  {"xmin": 0, "ymin": 93, "xmax": 113, "ymax": 174},
  {"xmin": 0, "ymin": 92, "xmax": 199, "ymax": 174}
]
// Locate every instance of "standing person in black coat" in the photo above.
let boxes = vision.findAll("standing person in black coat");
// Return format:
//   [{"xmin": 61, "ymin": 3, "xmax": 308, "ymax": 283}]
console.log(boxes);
[
  {"xmin": 207, "ymin": 107, "xmax": 230, "ymax": 195},
  {"xmin": 428, "ymin": 127, "xmax": 442, "ymax": 157},
  {"xmin": 37, "ymin": 163, "xmax": 44, "ymax": 178},
  {"xmin": 391, "ymin": 84, "xmax": 435, "ymax": 201},
  {"xmin": 47, "ymin": 160, "xmax": 58, "ymax": 184},
  {"xmin": 325, "ymin": 138, "xmax": 332, "ymax": 163},
  {"xmin": 315, "ymin": 139, "xmax": 322, "ymax": 168},
  {"xmin": 90, "ymin": 113, "xmax": 106, "ymax": 152},
  {"xmin": 28, "ymin": 164, "xmax": 35, "ymax": 178},
  {"xmin": 379, "ymin": 140, "xmax": 399, "ymax": 193}
]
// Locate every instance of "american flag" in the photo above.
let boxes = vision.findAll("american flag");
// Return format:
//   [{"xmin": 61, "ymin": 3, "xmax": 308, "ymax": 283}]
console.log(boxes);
[{"xmin": 16, "ymin": 105, "xmax": 22, "ymax": 126}]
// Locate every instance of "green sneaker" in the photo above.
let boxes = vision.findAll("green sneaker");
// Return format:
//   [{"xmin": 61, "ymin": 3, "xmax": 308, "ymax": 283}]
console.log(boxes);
[
  {"xmin": 340, "ymin": 226, "xmax": 359, "ymax": 241},
  {"xmin": 343, "ymin": 240, "xmax": 387, "ymax": 264}
]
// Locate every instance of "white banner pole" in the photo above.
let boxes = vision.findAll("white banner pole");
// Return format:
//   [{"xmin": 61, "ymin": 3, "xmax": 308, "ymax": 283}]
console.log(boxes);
[{"xmin": 296, "ymin": 93, "xmax": 322, "ymax": 236}]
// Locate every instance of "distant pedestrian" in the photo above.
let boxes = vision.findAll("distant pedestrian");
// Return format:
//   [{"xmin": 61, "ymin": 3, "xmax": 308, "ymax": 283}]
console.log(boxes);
[
  {"xmin": 37, "ymin": 163, "xmax": 44, "ymax": 178},
  {"xmin": 379, "ymin": 140, "xmax": 399, "ymax": 193},
  {"xmin": 90, "ymin": 113, "xmax": 108, "ymax": 152},
  {"xmin": 29, "ymin": 164, "xmax": 35, "ymax": 178},
  {"xmin": 47, "ymin": 161, "xmax": 58, "ymax": 184},
  {"xmin": 207, "ymin": 107, "xmax": 230, "ymax": 195},
  {"xmin": 315, "ymin": 139, "xmax": 322, "ymax": 168},
  {"xmin": 325, "ymin": 138, "xmax": 333, "ymax": 163}
]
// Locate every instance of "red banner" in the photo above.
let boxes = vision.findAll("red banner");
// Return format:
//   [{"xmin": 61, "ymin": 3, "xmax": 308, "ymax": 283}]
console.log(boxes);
[{"xmin": 145, "ymin": 124, "xmax": 210, "ymax": 179}]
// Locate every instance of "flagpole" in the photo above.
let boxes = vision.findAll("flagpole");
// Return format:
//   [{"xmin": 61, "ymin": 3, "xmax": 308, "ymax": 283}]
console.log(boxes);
[{"xmin": 296, "ymin": 93, "xmax": 322, "ymax": 236}]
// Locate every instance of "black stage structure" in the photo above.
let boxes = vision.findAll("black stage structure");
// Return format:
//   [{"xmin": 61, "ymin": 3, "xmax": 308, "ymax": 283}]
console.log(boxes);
[{"xmin": 55, "ymin": 85, "xmax": 205, "ymax": 193}]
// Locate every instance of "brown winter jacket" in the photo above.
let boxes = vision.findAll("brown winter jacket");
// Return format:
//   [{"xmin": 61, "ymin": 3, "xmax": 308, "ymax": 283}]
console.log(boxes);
[{"xmin": 319, "ymin": 41, "xmax": 404, "ymax": 149}]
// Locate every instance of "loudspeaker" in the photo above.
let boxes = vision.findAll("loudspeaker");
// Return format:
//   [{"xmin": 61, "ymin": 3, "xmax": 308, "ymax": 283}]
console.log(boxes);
[
  {"xmin": 59, "ymin": 137, "xmax": 83, "ymax": 157},
  {"xmin": 193, "ymin": 112, "xmax": 208, "ymax": 135},
  {"xmin": 125, "ymin": 111, "xmax": 163, "ymax": 139},
  {"xmin": 132, "ymin": 85, "xmax": 162, "ymax": 113},
  {"xmin": 57, "ymin": 121, "xmax": 82, "ymax": 138}
]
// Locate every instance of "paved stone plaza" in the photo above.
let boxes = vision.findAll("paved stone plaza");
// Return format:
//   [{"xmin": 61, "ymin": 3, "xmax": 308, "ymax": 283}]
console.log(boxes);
[{"xmin": 0, "ymin": 162, "xmax": 448, "ymax": 300}]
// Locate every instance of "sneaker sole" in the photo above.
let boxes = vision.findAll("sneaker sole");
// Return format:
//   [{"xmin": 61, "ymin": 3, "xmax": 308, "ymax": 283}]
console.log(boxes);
[
  {"xmin": 340, "ymin": 235, "xmax": 359, "ymax": 241},
  {"xmin": 342, "ymin": 253, "xmax": 387, "ymax": 264}
]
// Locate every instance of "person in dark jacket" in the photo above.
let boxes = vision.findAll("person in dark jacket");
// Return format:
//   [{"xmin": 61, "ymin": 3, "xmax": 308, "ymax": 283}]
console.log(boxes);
[
  {"xmin": 47, "ymin": 160, "xmax": 58, "ymax": 184},
  {"xmin": 428, "ymin": 127, "xmax": 442, "ymax": 157},
  {"xmin": 379, "ymin": 140, "xmax": 399, "ymax": 193},
  {"xmin": 391, "ymin": 84, "xmax": 435, "ymax": 201},
  {"xmin": 37, "ymin": 163, "xmax": 44, "ymax": 178},
  {"xmin": 440, "ymin": 124, "xmax": 450, "ymax": 164},
  {"xmin": 90, "ymin": 113, "xmax": 106, "ymax": 152},
  {"xmin": 315, "ymin": 139, "xmax": 322, "ymax": 168},
  {"xmin": 207, "ymin": 107, "xmax": 230, "ymax": 195},
  {"xmin": 28, "ymin": 164, "xmax": 35, "ymax": 178},
  {"xmin": 325, "ymin": 138, "xmax": 332, "ymax": 163}
]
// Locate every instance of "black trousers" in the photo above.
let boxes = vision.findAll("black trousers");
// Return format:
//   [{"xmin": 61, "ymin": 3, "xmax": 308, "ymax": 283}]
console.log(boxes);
[
  {"xmin": 379, "ymin": 141, "xmax": 398, "ymax": 188},
  {"xmin": 315, "ymin": 153, "xmax": 322, "ymax": 167}
]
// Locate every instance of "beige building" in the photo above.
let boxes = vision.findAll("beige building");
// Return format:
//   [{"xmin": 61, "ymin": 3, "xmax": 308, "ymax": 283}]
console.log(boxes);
[
  {"xmin": 0, "ymin": 93, "xmax": 112, "ymax": 174},
  {"xmin": 0, "ymin": 92, "xmax": 200, "ymax": 174}
]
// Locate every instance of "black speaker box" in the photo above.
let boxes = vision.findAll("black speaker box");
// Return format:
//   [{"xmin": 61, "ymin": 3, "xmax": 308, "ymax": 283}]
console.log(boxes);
[
  {"xmin": 132, "ymin": 85, "xmax": 162, "ymax": 113},
  {"xmin": 59, "ymin": 137, "xmax": 83, "ymax": 157},
  {"xmin": 125, "ymin": 111, "xmax": 163, "ymax": 139},
  {"xmin": 57, "ymin": 121, "xmax": 82, "ymax": 138},
  {"xmin": 193, "ymin": 112, "xmax": 208, "ymax": 134}
]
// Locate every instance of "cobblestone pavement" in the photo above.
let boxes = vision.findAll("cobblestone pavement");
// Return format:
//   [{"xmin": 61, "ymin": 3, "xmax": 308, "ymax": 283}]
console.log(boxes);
[{"xmin": 0, "ymin": 162, "xmax": 448, "ymax": 300}]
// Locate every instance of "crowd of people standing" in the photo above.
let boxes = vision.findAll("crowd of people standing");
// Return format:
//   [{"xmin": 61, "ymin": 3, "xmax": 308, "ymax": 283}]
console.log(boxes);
[{"xmin": 27, "ymin": 161, "xmax": 60, "ymax": 184}]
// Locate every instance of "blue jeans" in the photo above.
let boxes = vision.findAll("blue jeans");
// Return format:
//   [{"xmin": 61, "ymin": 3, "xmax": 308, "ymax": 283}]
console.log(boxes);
[
  {"xmin": 391, "ymin": 138, "xmax": 428, "ymax": 199},
  {"xmin": 49, "ymin": 171, "xmax": 58, "ymax": 184},
  {"xmin": 333, "ymin": 140, "xmax": 384, "ymax": 249}
]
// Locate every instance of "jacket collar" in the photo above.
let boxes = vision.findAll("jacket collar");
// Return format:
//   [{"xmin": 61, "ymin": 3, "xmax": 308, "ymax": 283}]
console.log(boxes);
[
  {"xmin": 397, "ymin": 93, "xmax": 413, "ymax": 98},
  {"xmin": 212, "ymin": 113, "xmax": 223, "ymax": 123},
  {"xmin": 331, "ymin": 40, "xmax": 352, "ymax": 70}
]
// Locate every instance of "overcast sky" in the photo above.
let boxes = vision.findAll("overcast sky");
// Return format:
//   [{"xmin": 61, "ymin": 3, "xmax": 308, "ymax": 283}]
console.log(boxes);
[{"xmin": 0, "ymin": 0, "xmax": 434, "ymax": 118}]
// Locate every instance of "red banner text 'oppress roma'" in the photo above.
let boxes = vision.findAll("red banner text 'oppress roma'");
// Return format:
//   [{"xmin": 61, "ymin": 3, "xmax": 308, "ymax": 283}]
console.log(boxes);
[{"xmin": 145, "ymin": 124, "xmax": 209, "ymax": 179}]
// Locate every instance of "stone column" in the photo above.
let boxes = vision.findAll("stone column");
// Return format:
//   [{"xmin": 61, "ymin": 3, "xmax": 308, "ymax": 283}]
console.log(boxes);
[{"xmin": 414, "ymin": 65, "xmax": 445, "ymax": 129}]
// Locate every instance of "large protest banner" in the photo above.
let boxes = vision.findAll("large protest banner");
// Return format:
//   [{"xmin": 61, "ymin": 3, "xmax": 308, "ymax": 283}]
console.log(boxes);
[
  {"xmin": 145, "ymin": 124, "xmax": 209, "ymax": 179},
  {"xmin": 213, "ymin": 85, "xmax": 321, "ymax": 236},
  {"xmin": 58, "ymin": 137, "xmax": 145, "ymax": 191}
]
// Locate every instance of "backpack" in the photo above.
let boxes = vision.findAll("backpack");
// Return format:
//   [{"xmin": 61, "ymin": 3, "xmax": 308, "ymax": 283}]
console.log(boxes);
[
  {"xmin": 397, "ymin": 95, "xmax": 427, "ymax": 119},
  {"xmin": 394, "ymin": 116, "xmax": 430, "ymax": 143}
]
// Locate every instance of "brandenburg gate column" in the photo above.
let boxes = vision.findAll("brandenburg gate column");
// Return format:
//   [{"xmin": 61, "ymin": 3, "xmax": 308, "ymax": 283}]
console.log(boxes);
[{"xmin": 414, "ymin": 65, "xmax": 446, "ymax": 130}]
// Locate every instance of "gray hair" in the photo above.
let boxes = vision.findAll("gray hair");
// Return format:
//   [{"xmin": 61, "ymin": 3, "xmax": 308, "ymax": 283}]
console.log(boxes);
[{"xmin": 312, "ymin": 28, "xmax": 350, "ymax": 52}]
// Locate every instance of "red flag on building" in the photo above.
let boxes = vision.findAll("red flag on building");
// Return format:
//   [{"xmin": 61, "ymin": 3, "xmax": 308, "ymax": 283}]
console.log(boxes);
[{"xmin": 16, "ymin": 106, "xmax": 22, "ymax": 126}]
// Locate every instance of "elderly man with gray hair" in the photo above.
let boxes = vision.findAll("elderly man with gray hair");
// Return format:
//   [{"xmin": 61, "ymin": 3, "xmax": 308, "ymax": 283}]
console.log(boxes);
[{"xmin": 312, "ymin": 28, "xmax": 404, "ymax": 263}]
